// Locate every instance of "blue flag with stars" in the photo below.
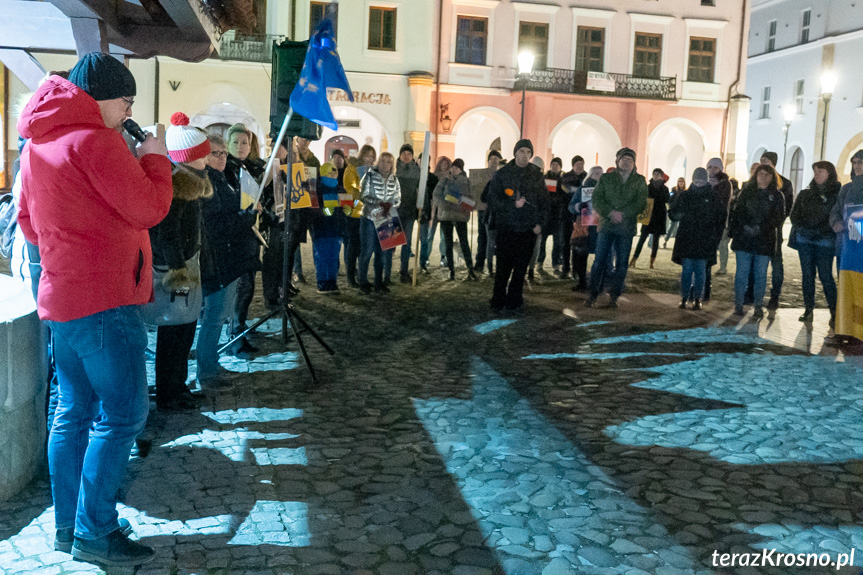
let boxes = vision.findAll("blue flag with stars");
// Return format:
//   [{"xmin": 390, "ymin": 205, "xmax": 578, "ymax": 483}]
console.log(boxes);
[{"xmin": 290, "ymin": 18, "xmax": 353, "ymax": 130}]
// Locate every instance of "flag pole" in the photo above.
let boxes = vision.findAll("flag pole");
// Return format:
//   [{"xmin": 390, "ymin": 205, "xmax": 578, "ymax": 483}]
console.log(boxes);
[
  {"xmin": 261, "ymin": 108, "xmax": 295, "ymax": 197},
  {"xmin": 412, "ymin": 131, "xmax": 432, "ymax": 286}
]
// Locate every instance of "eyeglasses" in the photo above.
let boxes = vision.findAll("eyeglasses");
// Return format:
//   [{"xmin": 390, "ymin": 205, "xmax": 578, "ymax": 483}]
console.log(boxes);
[
  {"xmin": 121, "ymin": 97, "xmax": 135, "ymax": 109},
  {"xmin": 210, "ymin": 151, "xmax": 227, "ymax": 158}
]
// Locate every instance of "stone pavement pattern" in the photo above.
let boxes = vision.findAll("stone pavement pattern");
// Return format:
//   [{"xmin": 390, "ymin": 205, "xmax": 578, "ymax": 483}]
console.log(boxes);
[{"xmin": 1, "ymin": 240, "xmax": 862, "ymax": 575}]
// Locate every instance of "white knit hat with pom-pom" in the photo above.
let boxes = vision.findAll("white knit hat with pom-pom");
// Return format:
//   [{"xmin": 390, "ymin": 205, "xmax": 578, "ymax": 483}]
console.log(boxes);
[{"xmin": 166, "ymin": 112, "xmax": 210, "ymax": 163}]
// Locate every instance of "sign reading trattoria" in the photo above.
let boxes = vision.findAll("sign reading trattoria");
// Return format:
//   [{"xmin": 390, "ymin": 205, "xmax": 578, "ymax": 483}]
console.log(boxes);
[{"xmin": 327, "ymin": 89, "xmax": 392, "ymax": 105}]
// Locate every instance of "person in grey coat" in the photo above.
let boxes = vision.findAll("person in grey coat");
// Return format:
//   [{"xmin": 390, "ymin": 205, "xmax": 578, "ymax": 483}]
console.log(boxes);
[{"xmin": 432, "ymin": 158, "xmax": 478, "ymax": 281}]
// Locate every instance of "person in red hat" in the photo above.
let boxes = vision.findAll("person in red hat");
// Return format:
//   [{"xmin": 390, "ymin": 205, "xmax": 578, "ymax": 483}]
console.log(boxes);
[{"xmin": 147, "ymin": 112, "xmax": 212, "ymax": 408}]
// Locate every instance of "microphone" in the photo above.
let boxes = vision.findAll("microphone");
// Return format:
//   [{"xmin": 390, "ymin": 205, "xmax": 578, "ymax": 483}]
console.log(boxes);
[{"xmin": 123, "ymin": 119, "xmax": 148, "ymax": 143}]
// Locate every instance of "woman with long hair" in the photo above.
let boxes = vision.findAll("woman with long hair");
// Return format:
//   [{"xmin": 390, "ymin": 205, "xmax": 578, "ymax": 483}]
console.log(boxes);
[
  {"xmin": 663, "ymin": 177, "xmax": 686, "ymax": 248},
  {"xmin": 420, "ymin": 156, "xmax": 453, "ymax": 271},
  {"xmin": 790, "ymin": 161, "xmax": 840, "ymax": 324},
  {"xmin": 358, "ymin": 152, "xmax": 401, "ymax": 293},
  {"xmin": 728, "ymin": 164, "xmax": 786, "ymax": 318}
]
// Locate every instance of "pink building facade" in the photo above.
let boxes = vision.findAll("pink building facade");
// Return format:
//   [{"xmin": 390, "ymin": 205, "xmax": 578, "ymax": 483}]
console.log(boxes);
[{"xmin": 431, "ymin": 0, "xmax": 752, "ymax": 182}]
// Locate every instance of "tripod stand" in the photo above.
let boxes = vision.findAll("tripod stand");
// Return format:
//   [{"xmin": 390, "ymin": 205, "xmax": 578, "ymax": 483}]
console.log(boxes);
[{"xmin": 219, "ymin": 113, "xmax": 334, "ymax": 385}]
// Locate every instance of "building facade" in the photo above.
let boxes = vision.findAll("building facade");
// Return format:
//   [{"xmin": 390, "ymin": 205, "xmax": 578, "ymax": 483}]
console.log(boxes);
[
  {"xmin": 747, "ymin": 0, "xmax": 863, "ymax": 191},
  {"xmin": 6, "ymin": 0, "xmax": 750, "ymax": 183},
  {"xmin": 437, "ymin": 0, "xmax": 751, "ymax": 182}
]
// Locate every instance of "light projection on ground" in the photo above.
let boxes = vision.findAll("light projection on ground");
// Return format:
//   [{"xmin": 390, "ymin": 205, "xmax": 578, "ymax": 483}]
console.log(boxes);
[
  {"xmin": 603, "ymin": 352, "xmax": 863, "ymax": 465},
  {"xmin": 473, "ymin": 319, "xmax": 518, "ymax": 334},
  {"xmin": 413, "ymin": 356, "xmax": 700, "ymax": 572}
]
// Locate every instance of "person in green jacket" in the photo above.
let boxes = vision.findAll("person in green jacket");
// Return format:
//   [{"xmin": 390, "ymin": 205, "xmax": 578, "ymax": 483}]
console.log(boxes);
[{"xmin": 584, "ymin": 147, "xmax": 648, "ymax": 308}]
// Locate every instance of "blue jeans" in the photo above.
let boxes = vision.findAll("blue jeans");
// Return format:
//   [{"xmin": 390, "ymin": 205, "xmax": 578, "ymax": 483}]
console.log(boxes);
[
  {"xmin": 797, "ymin": 241, "xmax": 837, "ymax": 311},
  {"xmin": 735, "ymin": 251, "xmax": 770, "ymax": 308},
  {"xmin": 681, "ymin": 258, "xmax": 707, "ymax": 300},
  {"xmin": 419, "ymin": 220, "xmax": 447, "ymax": 266},
  {"xmin": 197, "ymin": 279, "xmax": 238, "ymax": 380},
  {"xmin": 359, "ymin": 218, "xmax": 392, "ymax": 286},
  {"xmin": 47, "ymin": 306, "xmax": 150, "ymax": 540},
  {"xmin": 589, "ymin": 231, "xmax": 634, "ymax": 299}
]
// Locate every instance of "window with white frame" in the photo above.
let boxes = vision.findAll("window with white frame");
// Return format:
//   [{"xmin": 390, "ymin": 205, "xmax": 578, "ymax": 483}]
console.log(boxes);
[
  {"xmin": 801, "ymin": 9, "xmax": 811, "ymax": 44},
  {"xmin": 795, "ymin": 79, "xmax": 805, "ymax": 114},
  {"xmin": 761, "ymin": 85, "xmax": 771, "ymax": 119},
  {"xmin": 767, "ymin": 19, "xmax": 777, "ymax": 52}
]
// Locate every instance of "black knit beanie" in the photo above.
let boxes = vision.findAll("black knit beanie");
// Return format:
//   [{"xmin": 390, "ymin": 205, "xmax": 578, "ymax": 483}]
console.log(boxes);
[
  {"xmin": 68, "ymin": 52, "xmax": 136, "ymax": 101},
  {"xmin": 513, "ymin": 139, "xmax": 534, "ymax": 156}
]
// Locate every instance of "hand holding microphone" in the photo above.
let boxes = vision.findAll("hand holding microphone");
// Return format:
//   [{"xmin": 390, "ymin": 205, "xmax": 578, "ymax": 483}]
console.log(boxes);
[{"xmin": 125, "ymin": 119, "xmax": 168, "ymax": 157}]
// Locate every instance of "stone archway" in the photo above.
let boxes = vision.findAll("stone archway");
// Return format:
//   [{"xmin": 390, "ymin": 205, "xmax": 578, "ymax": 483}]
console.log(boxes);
[
  {"xmin": 311, "ymin": 105, "xmax": 395, "ymax": 163},
  {"xmin": 452, "ymin": 107, "xmax": 520, "ymax": 170},
  {"xmin": 750, "ymin": 146, "xmax": 768, "ymax": 170},
  {"xmin": 647, "ymin": 118, "xmax": 708, "ymax": 184},
  {"xmin": 837, "ymin": 132, "xmax": 863, "ymax": 183},
  {"xmin": 549, "ymin": 114, "xmax": 622, "ymax": 170},
  {"xmin": 191, "ymin": 102, "xmax": 264, "ymax": 150}
]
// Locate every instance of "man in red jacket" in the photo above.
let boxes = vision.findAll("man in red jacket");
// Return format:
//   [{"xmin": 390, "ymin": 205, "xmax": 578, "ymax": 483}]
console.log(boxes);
[{"xmin": 17, "ymin": 52, "xmax": 172, "ymax": 567}]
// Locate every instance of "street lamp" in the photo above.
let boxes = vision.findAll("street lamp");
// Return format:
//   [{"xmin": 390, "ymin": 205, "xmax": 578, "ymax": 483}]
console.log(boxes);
[
  {"xmin": 517, "ymin": 51, "xmax": 535, "ymax": 139},
  {"xmin": 820, "ymin": 70, "xmax": 837, "ymax": 161},
  {"xmin": 782, "ymin": 104, "xmax": 795, "ymax": 173}
]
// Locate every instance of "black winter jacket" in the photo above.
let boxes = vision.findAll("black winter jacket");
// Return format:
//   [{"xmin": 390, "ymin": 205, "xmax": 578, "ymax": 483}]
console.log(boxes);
[
  {"xmin": 150, "ymin": 165, "xmax": 212, "ymax": 270},
  {"xmin": 641, "ymin": 180, "xmax": 670, "ymax": 235},
  {"xmin": 487, "ymin": 162, "xmax": 548, "ymax": 233},
  {"xmin": 200, "ymin": 167, "xmax": 260, "ymax": 296},
  {"xmin": 790, "ymin": 179, "xmax": 841, "ymax": 242},
  {"xmin": 669, "ymin": 184, "xmax": 727, "ymax": 264},
  {"xmin": 396, "ymin": 159, "xmax": 421, "ymax": 222},
  {"xmin": 728, "ymin": 181, "xmax": 786, "ymax": 256}
]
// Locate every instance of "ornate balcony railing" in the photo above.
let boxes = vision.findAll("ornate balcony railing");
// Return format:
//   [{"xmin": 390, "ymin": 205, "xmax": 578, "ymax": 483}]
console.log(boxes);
[
  {"xmin": 218, "ymin": 31, "xmax": 284, "ymax": 63},
  {"xmin": 523, "ymin": 68, "xmax": 677, "ymax": 101}
]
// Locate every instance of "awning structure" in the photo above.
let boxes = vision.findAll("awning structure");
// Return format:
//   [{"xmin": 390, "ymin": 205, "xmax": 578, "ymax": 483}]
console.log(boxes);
[{"xmin": 0, "ymin": 0, "xmax": 257, "ymax": 88}]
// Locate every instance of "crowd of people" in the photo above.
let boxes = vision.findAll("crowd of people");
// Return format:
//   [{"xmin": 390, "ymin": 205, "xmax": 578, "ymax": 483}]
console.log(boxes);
[{"xmin": 6, "ymin": 52, "xmax": 863, "ymax": 569}]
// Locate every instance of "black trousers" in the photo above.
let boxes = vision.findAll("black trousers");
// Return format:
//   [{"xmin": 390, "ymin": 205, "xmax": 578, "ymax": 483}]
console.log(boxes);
[
  {"xmin": 440, "ymin": 221, "xmax": 473, "ymax": 271},
  {"xmin": 155, "ymin": 321, "xmax": 198, "ymax": 404},
  {"xmin": 572, "ymin": 243, "xmax": 589, "ymax": 287},
  {"xmin": 492, "ymin": 230, "xmax": 535, "ymax": 309},
  {"xmin": 475, "ymin": 211, "xmax": 487, "ymax": 268},
  {"xmin": 632, "ymin": 231, "xmax": 661, "ymax": 261},
  {"xmin": 262, "ymin": 223, "xmax": 284, "ymax": 303},
  {"xmin": 232, "ymin": 270, "xmax": 256, "ymax": 336},
  {"xmin": 560, "ymin": 209, "xmax": 573, "ymax": 275},
  {"xmin": 343, "ymin": 218, "xmax": 361, "ymax": 282}
]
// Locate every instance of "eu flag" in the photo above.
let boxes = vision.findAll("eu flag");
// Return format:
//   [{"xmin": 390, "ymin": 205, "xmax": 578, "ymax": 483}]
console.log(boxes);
[{"xmin": 289, "ymin": 18, "xmax": 353, "ymax": 131}]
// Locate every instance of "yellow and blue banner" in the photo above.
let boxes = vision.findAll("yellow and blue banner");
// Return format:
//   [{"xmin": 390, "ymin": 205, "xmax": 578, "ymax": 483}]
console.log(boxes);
[{"xmin": 836, "ymin": 204, "xmax": 863, "ymax": 340}]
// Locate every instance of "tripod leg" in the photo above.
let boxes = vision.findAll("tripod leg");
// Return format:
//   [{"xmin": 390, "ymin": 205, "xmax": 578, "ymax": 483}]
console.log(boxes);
[
  {"xmin": 285, "ymin": 304, "xmax": 335, "ymax": 355},
  {"xmin": 218, "ymin": 307, "xmax": 282, "ymax": 354},
  {"xmin": 286, "ymin": 307, "xmax": 319, "ymax": 384}
]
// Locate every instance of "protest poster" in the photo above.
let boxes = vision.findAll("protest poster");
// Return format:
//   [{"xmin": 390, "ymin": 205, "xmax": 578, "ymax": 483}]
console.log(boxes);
[
  {"xmin": 373, "ymin": 207, "xmax": 407, "ymax": 251},
  {"xmin": 290, "ymin": 162, "xmax": 312, "ymax": 209},
  {"xmin": 637, "ymin": 198, "xmax": 654, "ymax": 226},
  {"xmin": 580, "ymin": 187, "xmax": 598, "ymax": 226},
  {"xmin": 239, "ymin": 168, "xmax": 261, "ymax": 209}
]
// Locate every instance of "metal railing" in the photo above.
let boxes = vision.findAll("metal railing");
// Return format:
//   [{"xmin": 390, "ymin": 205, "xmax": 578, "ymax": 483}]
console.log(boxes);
[
  {"xmin": 218, "ymin": 31, "xmax": 283, "ymax": 63},
  {"xmin": 523, "ymin": 68, "xmax": 677, "ymax": 101}
]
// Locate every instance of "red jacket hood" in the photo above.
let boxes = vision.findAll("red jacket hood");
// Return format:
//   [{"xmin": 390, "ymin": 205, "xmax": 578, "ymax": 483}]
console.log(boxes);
[{"xmin": 18, "ymin": 76, "xmax": 104, "ymax": 141}]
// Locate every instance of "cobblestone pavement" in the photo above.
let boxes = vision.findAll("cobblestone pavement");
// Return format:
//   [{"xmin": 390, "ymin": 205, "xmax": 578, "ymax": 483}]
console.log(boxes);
[{"xmin": 2, "ymin": 236, "xmax": 863, "ymax": 575}]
